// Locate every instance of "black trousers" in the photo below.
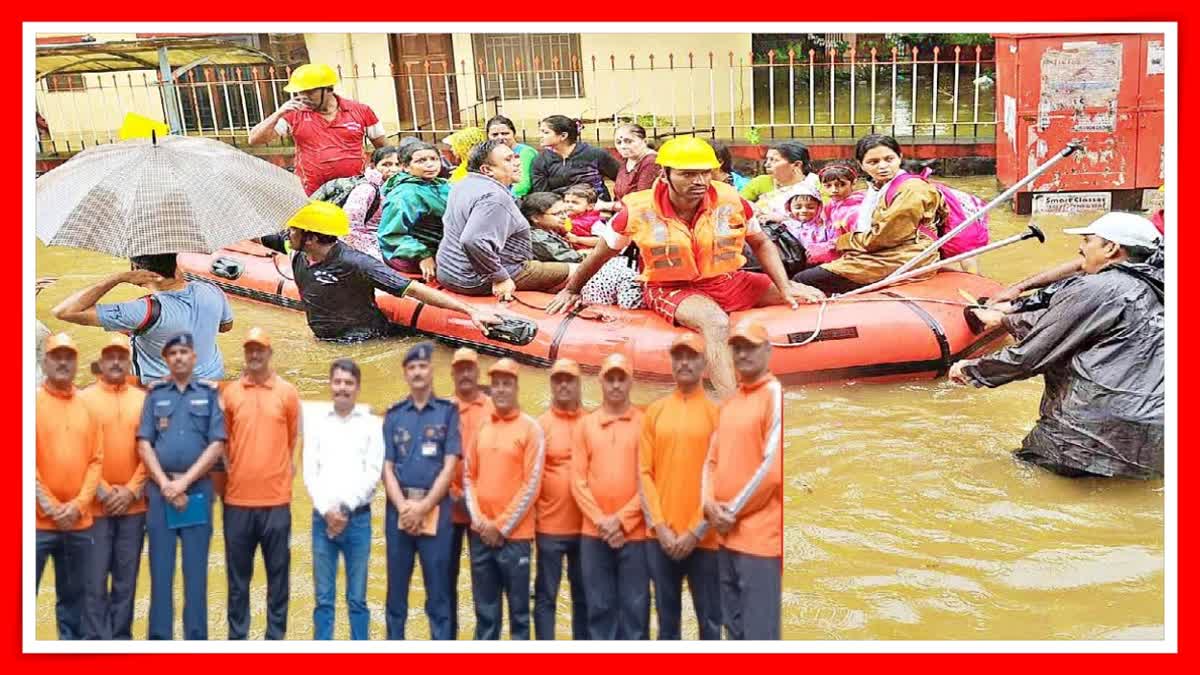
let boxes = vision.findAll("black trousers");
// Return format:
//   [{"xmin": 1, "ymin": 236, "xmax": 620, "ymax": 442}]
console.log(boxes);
[
  {"xmin": 533, "ymin": 533, "xmax": 588, "ymax": 640},
  {"xmin": 718, "ymin": 548, "xmax": 782, "ymax": 640},
  {"xmin": 223, "ymin": 504, "xmax": 291, "ymax": 640},
  {"xmin": 469, "ymin": 534, "xmax": 531, "ymax": 640},
  {"xmin": 86, "ymin": 513, "xmax": 146, "ymax": 639},
  {"xmin": 36, "ymin": 527, "xmax": 100, "ymax": 640},
  {"xmin": 791, "ymin": 266, "xmax": 864, "ymax": 295},
  {"xmin": 646, "ymin": 543, "xmax": 722, "ymax": 640},
  {"xmin": 579, "ymin": 536, "xmax": 650, "ymax": 640},
  {"xmin": 448, "ymin": 522, "xmax": 468, "ymax": 639}
]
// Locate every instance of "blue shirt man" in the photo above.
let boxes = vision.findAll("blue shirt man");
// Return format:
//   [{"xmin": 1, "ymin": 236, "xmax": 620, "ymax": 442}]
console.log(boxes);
[
  {"xmin": 135, "ymin": 332, "xmax": 227, "ymax": 640},
  {"xmin": 51, "ymin": 253, "xmax": 234, "ymax": 385},
  {"xmin": 380, "ymin": 341, "xmax": 462, "ymax": 640}
]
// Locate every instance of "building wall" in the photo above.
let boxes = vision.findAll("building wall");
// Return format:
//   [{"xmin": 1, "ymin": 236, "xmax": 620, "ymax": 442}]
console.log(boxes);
[
  {"xmin": 449, "ymin": 32, "xmax": 753, "ymax": 140},
  {"xmin": 301, "ymin": 33, "xmax": 400, "ymax": 135}
]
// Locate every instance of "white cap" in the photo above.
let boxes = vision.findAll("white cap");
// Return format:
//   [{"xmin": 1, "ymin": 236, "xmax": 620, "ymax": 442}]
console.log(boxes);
[{"xmin": 1063, "ymin": 212, "xmax": 1162, "ymax": 248}]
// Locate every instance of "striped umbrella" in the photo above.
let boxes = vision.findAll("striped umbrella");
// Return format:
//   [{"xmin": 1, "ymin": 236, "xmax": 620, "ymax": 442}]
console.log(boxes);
[{"xmin": 36, "ymin": 134, "xmax": 308, "ymax": 257}]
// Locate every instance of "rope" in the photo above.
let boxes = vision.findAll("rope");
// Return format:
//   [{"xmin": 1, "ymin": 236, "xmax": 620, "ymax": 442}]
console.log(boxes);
[
  {"xmin": 768, "ymin": 295, "xmax": 980, "ymax": 348},
  {"xmin": 272, "ymin": 252, "xmax": 294, "ymax": 282},
  {"xmin": 509, "ymin": 294, "xmax": 614, "ymax": 322}
]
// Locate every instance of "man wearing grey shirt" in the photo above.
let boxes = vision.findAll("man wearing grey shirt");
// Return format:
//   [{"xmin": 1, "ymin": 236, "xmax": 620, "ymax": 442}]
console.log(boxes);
[{"xmin": 436, "ymin": 140, "xmax": 572, "ymax": 301}]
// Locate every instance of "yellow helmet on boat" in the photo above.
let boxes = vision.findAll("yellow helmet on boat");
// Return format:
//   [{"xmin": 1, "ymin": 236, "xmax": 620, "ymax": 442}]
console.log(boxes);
[
  {"xmin": 283, "ymin": 64, "xmax": 340, "ymax": 93},
  {"xmin": 656, "ymin": 136, "xmax": 721, "ymax": 170},
  {"xmin": 286, "ymin": 201, "xmax": 349, "ymax": 237}
]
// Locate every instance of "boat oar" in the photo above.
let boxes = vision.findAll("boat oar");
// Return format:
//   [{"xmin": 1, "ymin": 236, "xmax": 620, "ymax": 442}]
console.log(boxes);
[
  {"xmin": 879, "ymin": 142, "xmax": 1081, "ymax": 284},
  {"xmin": 836, "ymin": 224, "xmax": 1046, "ymax": 299}
]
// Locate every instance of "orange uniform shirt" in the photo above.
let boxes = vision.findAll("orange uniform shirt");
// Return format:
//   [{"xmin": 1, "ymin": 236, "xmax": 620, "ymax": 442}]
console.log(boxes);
[
  {"xmin": 571, "ymin": 405, "xmax": 647, "ymax": 541},
  {"xmin": 36, "ymin": 385, "xmax": 103, "ymax": 531},
  {"xmin": 451, "ymin": 393, "xmax": 493, "ymax": 525},
  {"xmin": 536, "ymin": 406, "xmax": 586, "ymax": 536},
  {"xmin": 464, "ymin": 407, "xmax": 544, "ymax": 541},
  {"xmin": 638, "ymin": 388, "xmax": 719, "ymax": 550},
  {"xmin": 705, "ymin": 374, "xmax": 783, "ymax": 559},
  {"xmin": 220, "ymin": 373, "xmax": 301, "ymax": 507},
  {"xmin": 80, "ymin": 381, "xmax": 148, "ymax": 517}
]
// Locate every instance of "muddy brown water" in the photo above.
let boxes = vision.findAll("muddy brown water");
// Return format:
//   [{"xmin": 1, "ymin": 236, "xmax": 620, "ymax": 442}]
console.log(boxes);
[{"xmin": 34, "ymin": 176, "xmax": 1163, "ymax": 640}]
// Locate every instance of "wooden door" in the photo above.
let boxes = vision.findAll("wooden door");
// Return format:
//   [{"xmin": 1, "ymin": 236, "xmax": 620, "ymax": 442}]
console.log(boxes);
[{"xmin": 391, "ymin": 34, "xmax": 459, "ymax": 140}]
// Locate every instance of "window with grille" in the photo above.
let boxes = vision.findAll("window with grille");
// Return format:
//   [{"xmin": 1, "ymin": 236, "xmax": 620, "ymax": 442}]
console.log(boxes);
[
  {"xmin": 174, "ymin": 65, "xmax": 285, "ymax": 133},
  {"xmin": 471, "ymin": 34, "xmax": 584, "ymax": 100},
  {"xmin": 44, "ymin": 73, "xmax": 87, "ymax": 93}
]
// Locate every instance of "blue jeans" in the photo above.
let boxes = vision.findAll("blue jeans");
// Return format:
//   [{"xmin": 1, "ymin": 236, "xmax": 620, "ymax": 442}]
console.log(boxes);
[
  {"xmin": 312, "ymin": 508, "xmax": 371, "ymax": 640},
  {"xmin": 36, "ymin": 527, "xmax": 100, "ymax": 640}
]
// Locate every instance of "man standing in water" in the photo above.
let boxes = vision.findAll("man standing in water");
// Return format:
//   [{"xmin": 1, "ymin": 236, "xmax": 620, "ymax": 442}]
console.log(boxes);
[
  {"xmin": 137, "ymin": 333, "xmax": 227, "ymax": 640},
  {"xmin": 381, "ymin": 342, "xmax": 461, "ymax": 640},
  {"xmin": 286, "ymin": 201, "xmax": 501, "ymax": 342},
  {"xmin": 639, "ymin": 333, "xmax": 723, "ymax": 639},
  {"xmin": 951, "ymin": 213, "xmax": 1164, "ymax": 479},
  {"xmin": 546, "ymin": 137, "xmax": 823, "ymax": 397},
  {"xmin": 704, "ymin": 320, "xmax": 784, "ymax": 640},
  {"xmin": 220, "ymin": 328, "xmax": 301, "ymax": 639},
  {"xmin": 448, "ymin": 347, "xmax": 492, "ymax": 638},
  {"xmin": 464, "ymin": 358, "xmax": 544, "ymax": 640}
]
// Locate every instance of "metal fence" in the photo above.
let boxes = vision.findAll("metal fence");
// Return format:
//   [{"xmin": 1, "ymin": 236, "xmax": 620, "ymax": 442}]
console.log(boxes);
[{"xmin": 35, "ymin": 46, "xmax": 996, "ymax": 154}]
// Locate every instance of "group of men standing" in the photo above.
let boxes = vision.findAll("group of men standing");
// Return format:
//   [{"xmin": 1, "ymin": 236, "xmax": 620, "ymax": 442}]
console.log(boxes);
[{"xmin": 35, "ymin": 315, "xmax": 784, "ymax": 641}]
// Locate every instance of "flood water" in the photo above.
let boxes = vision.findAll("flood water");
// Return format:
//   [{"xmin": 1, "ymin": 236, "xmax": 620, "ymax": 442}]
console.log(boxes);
[{"xmin": 33, "ymin": 176, "xmax": 1164, "ymax": 641}]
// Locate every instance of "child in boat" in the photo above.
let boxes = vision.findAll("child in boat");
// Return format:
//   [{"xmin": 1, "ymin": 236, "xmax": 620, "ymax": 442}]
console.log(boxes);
[
  {"xmin": 562, "ymin": 184, "xmax": 604, "ymax": 249},
  {"xmin": 819, "ymin": 162, "xmax": 865, "ymax": 235},
  {"xmin": 313, "ymin": 146, "xmax": 401, "ymax": 261},
  {"xmin": 520, "ymin": 192, "xmax": 644, "ymax": 309},
  {"xmin": 778, "ymin": 182, "xmax": 844, "ymax": 265}
]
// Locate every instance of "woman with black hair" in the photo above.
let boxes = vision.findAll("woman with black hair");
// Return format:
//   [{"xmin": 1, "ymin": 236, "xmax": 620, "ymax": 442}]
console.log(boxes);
[
  {"xmin": 486, "ymin": 114, "xmax": 539, "ymax": 197},
  {"xmin": 739, "ymin": 141, "xmax": 816, "ymax": 220},
  {"xmin": 790, "ymin": 134, "xmax": 944, "ymax": 295},
  {"xmin": 530, "ymin": 114, "xmax": 621, "ymax": 201}
]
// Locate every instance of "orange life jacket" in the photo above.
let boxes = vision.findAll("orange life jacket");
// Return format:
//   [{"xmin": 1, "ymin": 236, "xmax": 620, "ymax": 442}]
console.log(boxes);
[{"xmin": 623, "ymin": 181, "xmax": 748, "ymax": 283}]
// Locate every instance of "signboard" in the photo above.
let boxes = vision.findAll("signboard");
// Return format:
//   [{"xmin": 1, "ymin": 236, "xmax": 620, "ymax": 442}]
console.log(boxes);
[
  {"xmin": 1031, "ymin": 191, "xmax": 1112, "ymax": 214},
  {"xmin": 1141, "ymin": 188, "xmax": 1164, "ymax": 212}
]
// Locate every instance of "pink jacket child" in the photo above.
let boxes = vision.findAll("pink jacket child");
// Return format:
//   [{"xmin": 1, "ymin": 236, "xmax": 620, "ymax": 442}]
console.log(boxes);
[
  {"xmin": 778, "ymin": 182, "xmax": 843, "ymax": 265},
  {"xmin": 817, "ymin": 163, "xmax": 865, "ymax": 236}
]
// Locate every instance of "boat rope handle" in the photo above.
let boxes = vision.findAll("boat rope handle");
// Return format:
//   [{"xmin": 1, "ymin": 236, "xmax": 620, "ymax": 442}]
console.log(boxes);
[
  {"xmin": 769, "ymin": 296, "xmax": 980, "ymax": 348},
  {"xmin": 273, "ymin": 252, "xmax": 295, "ymax": 282},
  {"xmin": 510, "ymin": 294, "xmax": 614, "ymax": 323}
]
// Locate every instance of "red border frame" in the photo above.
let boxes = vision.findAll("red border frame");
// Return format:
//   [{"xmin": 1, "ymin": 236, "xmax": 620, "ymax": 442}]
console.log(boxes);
[{"xmin": 12, "ymin": 4, "xmax": 1188, "ymax": 667}]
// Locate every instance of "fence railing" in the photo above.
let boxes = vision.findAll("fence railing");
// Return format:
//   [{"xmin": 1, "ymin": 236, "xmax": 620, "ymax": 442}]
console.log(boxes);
[{"xmin": 35, "ymin": 46, "xmax": 996, "ymax": 155}]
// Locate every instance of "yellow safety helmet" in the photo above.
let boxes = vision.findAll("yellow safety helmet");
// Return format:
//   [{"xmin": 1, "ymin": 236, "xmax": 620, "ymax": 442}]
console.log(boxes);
[
  {"xmin": 286, "ymin": 201, "xmax": 350, "ymax": 237},
  {"xmin": 656, "ymin": 136, "xmax": 721, "ymax": 170},
  {"xmin": 283, "ymin": 64, "xmax": 340, "ymax": 93}
]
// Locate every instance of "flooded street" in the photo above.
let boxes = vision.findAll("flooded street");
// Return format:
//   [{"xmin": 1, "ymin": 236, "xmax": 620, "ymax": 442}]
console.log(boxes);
[{"xmin": 33, "ymin": 176, "xmax": 1164, "ymax": 640}]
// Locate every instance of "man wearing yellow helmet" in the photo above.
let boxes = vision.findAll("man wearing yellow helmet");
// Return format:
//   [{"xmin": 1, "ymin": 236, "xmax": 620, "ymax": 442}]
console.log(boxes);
[
  {"xmin": 249, "ymin": 63, "xmax": 387, "ymax": 195},
  {"xmin": 286, "ymin": 201, "xmax": 502, "ymax": 342},
  {"xmin": 546, "ymin": 136, "xmax": 825, "ymax": 396}
]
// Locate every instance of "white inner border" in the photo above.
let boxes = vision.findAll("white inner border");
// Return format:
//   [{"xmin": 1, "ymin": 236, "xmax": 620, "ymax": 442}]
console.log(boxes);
[{"xmin": 24, "ymin": 20, "xmax": 1178, "ymax": 654}]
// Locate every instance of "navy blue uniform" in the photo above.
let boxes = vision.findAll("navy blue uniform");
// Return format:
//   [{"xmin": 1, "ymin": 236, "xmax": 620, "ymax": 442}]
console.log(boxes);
[
  {"xmin": 382, "ymin": 396, "xmax": 462, "ymax": 639},
  {"xmin": 136, "ymin": 379, "xmax": 225, "ymax": 640}
]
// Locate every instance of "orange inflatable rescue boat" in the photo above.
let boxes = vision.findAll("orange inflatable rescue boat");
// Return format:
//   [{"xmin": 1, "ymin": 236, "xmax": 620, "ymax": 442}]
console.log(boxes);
[{"xmin": 179, "ymin": 242, "xmax": 1009, "ymax": 385}]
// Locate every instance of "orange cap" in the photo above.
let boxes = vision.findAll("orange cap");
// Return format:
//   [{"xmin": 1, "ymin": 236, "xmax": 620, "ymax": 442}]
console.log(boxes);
[
  {"xmin": 669, "ymin": 332, "xmax": 706, "ymax": 354},
  {"xmin": 452, "ymin": 347, "xmax": 479, "ymax": 365},
  {"xmin": 100, "ymin": 333, "xmax": 131, "ymax": 354},
  {"xmin": 599, "ymin": 353, "xmax": 632, "ymax": 378},
  {"xmin": 43, "ymin": 332, "xmax": 77, "ymax": 355},
  {"xmin": 488, "ymin": 357, "xmax": 520, "ymax": 378},
  {"xmin": 549, "ymin": 358, "xmax": 581, "ymax": 378},
  {"xmin": 243, "ymin": 327, "xmax": 272, "ymax": 348},
  {"xmin": 727, "ymin": 319, "xmax": 769, "ymax": 345}
]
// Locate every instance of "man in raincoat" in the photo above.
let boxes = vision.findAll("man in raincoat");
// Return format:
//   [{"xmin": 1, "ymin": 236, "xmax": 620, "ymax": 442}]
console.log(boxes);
[{"xmin": 949, "ymin": 213, "xmax": 1165, "ymax": 480}]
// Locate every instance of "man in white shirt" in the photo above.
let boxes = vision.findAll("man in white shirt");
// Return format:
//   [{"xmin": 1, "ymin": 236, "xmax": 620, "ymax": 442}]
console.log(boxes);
[{"xmin": 303, "ymin": 358, "xmax": 384, "ymax": 640}]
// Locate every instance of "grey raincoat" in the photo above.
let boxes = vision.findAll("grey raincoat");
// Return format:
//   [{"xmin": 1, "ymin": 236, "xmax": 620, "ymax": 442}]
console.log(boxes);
[{"xmin": 962, "ymin": 259, "xmax": 1165, "ymax": 479}]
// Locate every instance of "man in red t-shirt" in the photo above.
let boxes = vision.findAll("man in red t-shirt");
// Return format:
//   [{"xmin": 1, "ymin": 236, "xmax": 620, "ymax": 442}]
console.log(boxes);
[{"xmin": 249, "ymin": 63, "xmax": 388, "ymax": 195}]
